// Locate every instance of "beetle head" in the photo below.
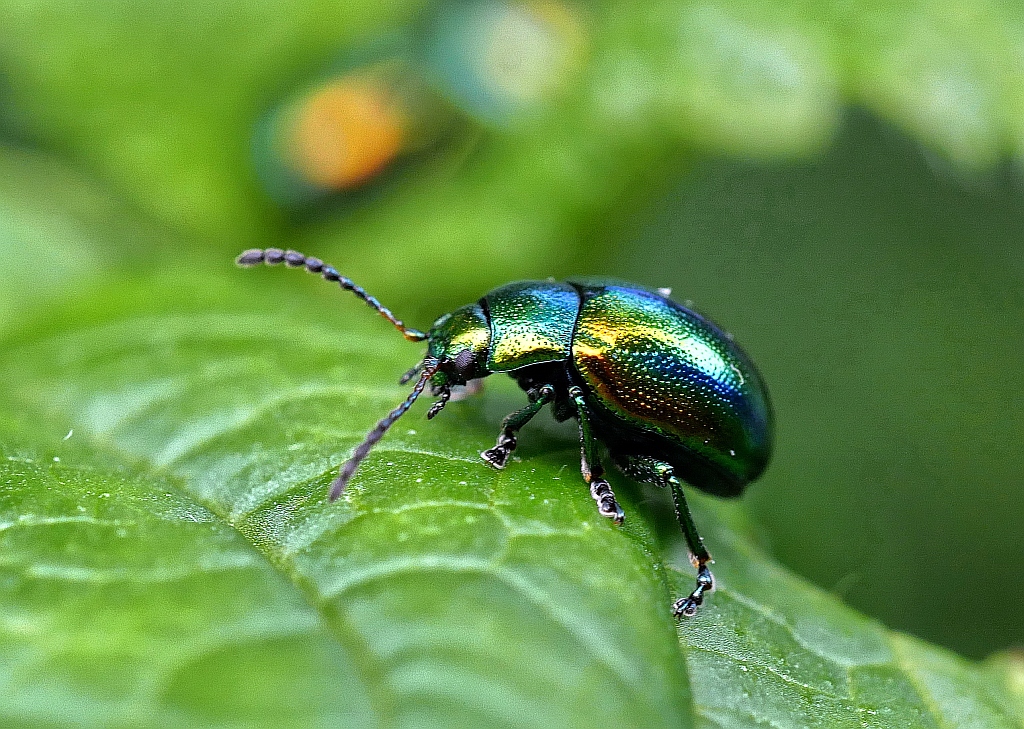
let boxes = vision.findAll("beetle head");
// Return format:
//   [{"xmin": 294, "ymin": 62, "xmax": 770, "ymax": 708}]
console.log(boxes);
[
  {"xmin": 327, "ymin": 301, "xmax": 492, "ymax": 501},
  {"xmin": 426, "ymin": 303, "xmax": 492, "ymax": 387}
]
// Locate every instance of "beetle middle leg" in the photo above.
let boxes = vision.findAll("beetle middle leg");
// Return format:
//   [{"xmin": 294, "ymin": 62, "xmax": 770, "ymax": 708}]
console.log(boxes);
[
  {"xmin": 481, "ymin": 384, "xmax": 556, "ymax": 469},
  {"xmin": 568, "ymin": 386, "xmax": 625, "ymax": 525},
  {"xmin": 614, "ymin": 454, "xmax": 714, "ymax": 618}
]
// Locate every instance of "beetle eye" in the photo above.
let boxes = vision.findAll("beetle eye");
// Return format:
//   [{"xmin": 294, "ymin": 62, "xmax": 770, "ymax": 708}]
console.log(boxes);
[{"xmin": 453, "ymin": 348, "xmax": 476, "ymax": 374}]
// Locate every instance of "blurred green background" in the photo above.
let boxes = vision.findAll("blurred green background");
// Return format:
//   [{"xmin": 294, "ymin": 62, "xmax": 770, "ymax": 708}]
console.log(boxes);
[{"xmin": 1, "ymin": 0, "xmax": 1022, "ymax": 694}]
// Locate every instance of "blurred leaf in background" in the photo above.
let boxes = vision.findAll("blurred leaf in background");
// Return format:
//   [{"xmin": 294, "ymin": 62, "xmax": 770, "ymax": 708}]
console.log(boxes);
[{"xmin": 1, "ymin": 0, "xmax": 1023, "ymax": 726}]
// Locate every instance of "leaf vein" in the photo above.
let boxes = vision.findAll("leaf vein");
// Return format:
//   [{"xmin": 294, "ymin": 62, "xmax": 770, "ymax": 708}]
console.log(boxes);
[
  {"xmin": 689, "ymin": 643, "xmax": 848, "ymax": 700},
  {"xmin": 317, "ymin": 555, "xmax": 646, "ymax": 695}
]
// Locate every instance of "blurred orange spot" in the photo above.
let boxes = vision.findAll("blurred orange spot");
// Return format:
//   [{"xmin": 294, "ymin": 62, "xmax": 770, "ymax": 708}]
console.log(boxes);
[{"xmin": 288, "ymin": 78, "xmax": 406, "ymax": 189}]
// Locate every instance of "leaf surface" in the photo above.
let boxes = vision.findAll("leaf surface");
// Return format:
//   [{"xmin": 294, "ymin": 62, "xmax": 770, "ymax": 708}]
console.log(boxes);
[{"xmin": 1, "ymin": 270, "xmax": 1020, "ymax": 728}]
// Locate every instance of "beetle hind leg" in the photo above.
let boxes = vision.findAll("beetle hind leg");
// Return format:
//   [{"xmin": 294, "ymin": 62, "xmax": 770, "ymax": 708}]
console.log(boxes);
[
  {"xmin": 482, "ymin": 384, "xmax": 555, "ymax": 469},
  {"xmin": 614, "ymin": 454, "xmax": 714, "ymax": 618},
  {"xmin": 568, "ymin": 387, "xmax": 625, "ymax": 525}
]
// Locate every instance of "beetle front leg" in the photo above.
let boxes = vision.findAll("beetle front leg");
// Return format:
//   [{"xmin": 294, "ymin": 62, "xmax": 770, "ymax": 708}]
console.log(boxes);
[
  {"xmin": 481, "ymin": 384, "xmax": 555, "ymax": 469},
  {"xmin": 615, "ymin": 454, "xmax": 714, "ymax": 618},
  {"xmin": 568, "ymin": 386, "xmax": 625, "ymax": 525}
]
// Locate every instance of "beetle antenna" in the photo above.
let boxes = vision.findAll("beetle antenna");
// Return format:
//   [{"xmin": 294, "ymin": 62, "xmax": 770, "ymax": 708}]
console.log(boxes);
[
  {"xmin": 398, "ymin": 362, "xmax": 422, "ymax": 385},
  {"xmin": 329, "ymin": 359, "xmax": 439, "ymax": 500},
  {"xmin": 237, "ymin": 248, "xmax": 427, "ymax": 342}
]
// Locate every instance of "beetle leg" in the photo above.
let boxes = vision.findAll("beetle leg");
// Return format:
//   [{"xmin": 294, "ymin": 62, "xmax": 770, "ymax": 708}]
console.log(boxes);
[
  {"xmin": 614, "ymin": 454, "xmax": 714, "ymax": 618},
  {"xmin": 568, "ymin": 386, "xmax": 625, "ymax": 525},
  {"xmin": 426, "ymin": 386, "xmax": 451, "ymax": 419},
  {"xmin": 481, "ymin": 384, "xmax": 555, "ymax": 469}
]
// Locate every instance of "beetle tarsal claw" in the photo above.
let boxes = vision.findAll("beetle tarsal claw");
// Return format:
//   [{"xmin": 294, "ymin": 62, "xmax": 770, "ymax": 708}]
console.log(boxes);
[
  {"xmin": 672, "ymin": 596, "xmax": 699, "ymax": 618},
  {"xmin": 673, "ymin": 563, "xmax": 714, "ymax": 618},
  {"xmin": 481, "ymin": 432, "xmax": 516, "ymax": 469},
  {"xmin": 589, "ymin": 478, "xmax": 624, "ymax": 525},
  {"xmin": 481, "ymin": 446, "xmax": 510, "ymax": 469}
]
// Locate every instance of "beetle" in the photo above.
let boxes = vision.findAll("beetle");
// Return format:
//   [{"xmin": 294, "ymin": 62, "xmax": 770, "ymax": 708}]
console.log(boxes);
[{"xmin": 237, "ymin": 248, "xmax": 773, "ymax": 617}]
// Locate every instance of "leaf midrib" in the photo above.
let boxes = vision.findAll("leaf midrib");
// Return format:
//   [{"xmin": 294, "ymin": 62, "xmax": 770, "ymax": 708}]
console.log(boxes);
[{"xmin": 51, "ymin": 396, "xmax": 668, "ymax": 726}]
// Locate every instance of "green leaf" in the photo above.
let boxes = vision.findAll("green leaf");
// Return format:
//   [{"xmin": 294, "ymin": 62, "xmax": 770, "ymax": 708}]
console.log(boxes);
[
  {"xmin": 987, "ymin": 651, "xmax": 1024, "ymax": 723},
  {"xmin": 1, "ymin": 269, "xmax": 1020, "ymax": 728},
  {"xmin": 0, "ymin": 273, "xmax": 691, "ymax": 728},
  {"xmin": 0, "ymin": 432, "xmax": 370, "ymax": 728}
]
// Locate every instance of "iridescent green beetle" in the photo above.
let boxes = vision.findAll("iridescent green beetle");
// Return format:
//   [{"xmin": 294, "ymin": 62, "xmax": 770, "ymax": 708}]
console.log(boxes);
[{"xmin": 238, "ymin": 248, "xmax": 774, "ymax": 617}]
